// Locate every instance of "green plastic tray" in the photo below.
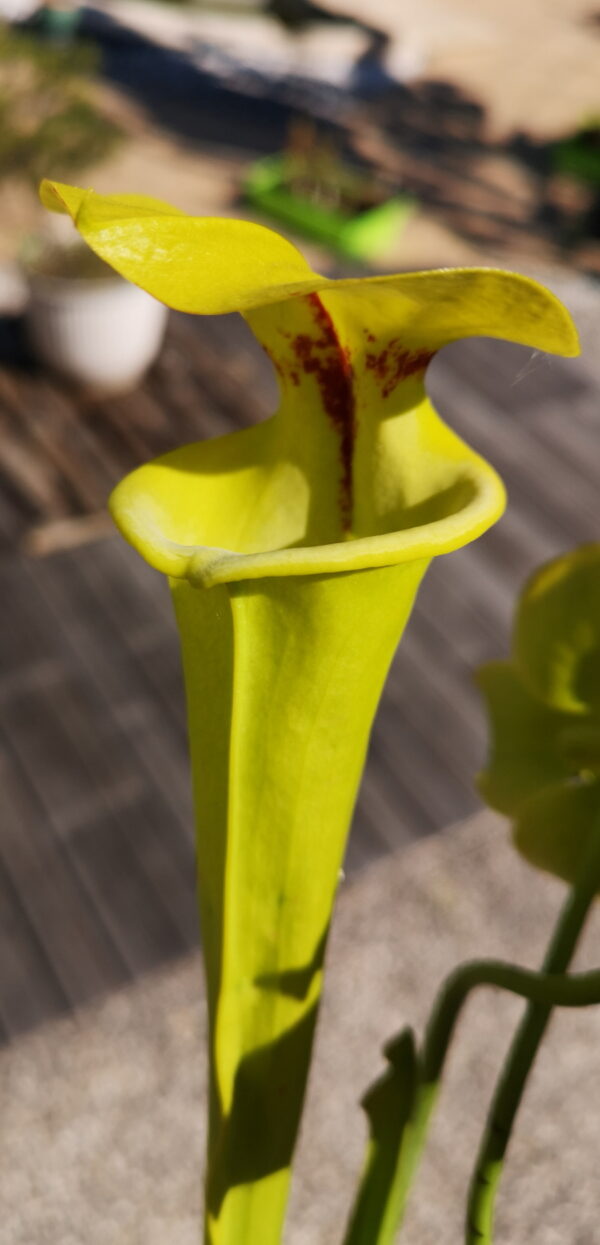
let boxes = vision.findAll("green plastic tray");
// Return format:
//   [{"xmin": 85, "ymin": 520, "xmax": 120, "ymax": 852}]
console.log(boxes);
[{"xmin": 243, "ymin": 155, "xmax": 414, "ymax": 262}]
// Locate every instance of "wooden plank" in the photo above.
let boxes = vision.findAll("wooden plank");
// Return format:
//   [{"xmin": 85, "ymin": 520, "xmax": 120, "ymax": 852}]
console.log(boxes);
[
  {"xmin": 354, "ymin": 756, "xmax": 423, "ymax": 852},
  {"xmin": 156, "ymin": 311, "xmax": 260, "ymax": 431},
  {"xmin": 0, "ymin": 570, "xmax": 195, "ymax": 962},
  {"xmin": 450, "ymin": 517, "xmax": 566, "ymax": 630},
  {"xmin": 23, "ymin": 512, "xmax": 114, "ymax": 559},
  {"xmin": 179, "ymin": 312, "xmax": 277, "ymax": 421},
  {"xmin": 393, "ymin": 604, "xmax": 485, "ymax": 744},
  {"xmin": 370, "ymin": 726, "xmax": 453, "ymax": 838},
  {"xmin": 0, "ymin": 478, "xmax": 27, "ymax": 548},
  {"xmin": 344, "ymin": 813, "xmax": 389, "ymax": 875},
  {"xmin": 66, "ymin": 810, "xmax": 189, "ymax": 975},
  {"xmin": 413, "ymin": 552, "xmax": 503, "ymax": 659},
  {"xmin": 0, "ymin": 737, "xmax": 129, "ymax": 1007},
  {"xmin": 66, "ymin": 543, "xmax": 189, "ymax": 745},
  {"xmin": 440, "ymin": 337, "xmax": 590, "ymax": 413},
  {"xmin": 3, "ymin": 672, "xmax": 141, "ymax": 834},
  {"xmin": 373, "ymin": 701, "xmax": 479, "ymax": 835},
  {"xmin": 102, "ymin": 790, "xmax": 198, "ymax": 951},
  {"xmin": 92, "ymin": 391, "xmax": 172, "ymax": 464},
  {"xmin": 110, "ymin": 696, "xmax": 194, "ymax": 833},
  {"xmin": 5, "ymin": 591, "xmax": 192, "ymax": 858},
  {"xmin": 34, "ymin": 379, "xmax": 125, "ymax": 497},
  {"xmin": 28, "ymin": 548, "xmax": 168, "ymax": 712},
  {"xmin": 431, "ymin": 537, "xmax": 514, "ymax": 641},
  {"xmin": 70, "ymin": 543, "xmax": 187, "ymax": 727},
  {"xmin": 381, "ymin": 657, "xmax": 483, "ymax": 792},
  {"xmin": 91, "ymin": 534, "xmax": 175, "ymax": 626},
  {"xmin": 104, "ymin": 385, "xmax": 173, "ymax": 442},
  {"xmin": 433, "ymin": 364, "xmax": 598, "ymax": 536},
  {"xmin": 0, "ymin": 558, "xmax": 67, "ymax": 680},
  {"xmin": 9, "ymin": 378, "xmax": 111, "ymax": 514},
  {"xmin": 0, "ymin": 852, "xmax": 69, "ymax": 1040},
  {"xmin": 147, "ymin": 345, "xmax": 240, "ymax": 442},
  {"xmin": 527, "ymin": 401, "xmax": 600, "ymax": 496},
  {"xmin": 130, "ymin": 632, "xmax": 188, "ymax": 735},
  {"xmin": 0, "ymin": 430, "xmax": 64, "ymax": 520},
  {"xmin": 427, "ymin": 473, "xmax": 586, "ymax": 650},
  {"xmin": 80, "ymin": 396, "xmax": 145, "ymax": 472},
  {"xmin": 29, "ymin": 552, "xmax": 193, "ymax": 834},
  {"xmin": 3, "ymin": 665, "xmax": 191, "ymax": 973},
  {"xmin": 68, "ymin": 538, "xmax": 170, "ymax": 648},
  {"xmin": 25, "ymin": 549, "xmax": 195, "ymax": 853}
]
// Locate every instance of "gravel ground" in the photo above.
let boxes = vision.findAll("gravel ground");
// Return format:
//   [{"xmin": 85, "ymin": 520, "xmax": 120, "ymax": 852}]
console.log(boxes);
[{"xmin": 3, "ymin": 810, "xmax": 600, "ymax": 1244}]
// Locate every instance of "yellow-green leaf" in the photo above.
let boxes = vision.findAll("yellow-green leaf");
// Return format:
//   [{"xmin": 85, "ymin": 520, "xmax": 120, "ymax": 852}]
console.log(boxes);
[
  {"xmin": 476, "ymin": 661, "xmax": 574, "ymax": 815},
  {"xmin": 479, "ymin": 545, "xmax": 600, "ymax": 893},
  {"xmin": 514, "ymin": 780, "xmax": 600, "ymax": 886},
  {"xmin": 40, "ymin": 182, "xmax": 582, "ymax": 1245},
  {"xmin": 515, "ymin": 543, "xmax": 600, "ymax": 714}
]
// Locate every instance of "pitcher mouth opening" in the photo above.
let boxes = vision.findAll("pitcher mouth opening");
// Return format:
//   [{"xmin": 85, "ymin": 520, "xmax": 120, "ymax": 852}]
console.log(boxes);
[{"xmin": 110, "ymin": 460, "xmax": 503, "ymax": 589}]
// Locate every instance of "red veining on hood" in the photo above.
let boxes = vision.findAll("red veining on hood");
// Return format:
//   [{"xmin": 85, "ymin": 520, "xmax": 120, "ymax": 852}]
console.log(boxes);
[
  {"xmin": 289, "ymin": 292, "xmax": 356, "ymax": 530},
  {"xmin": 365, "ymin": 341, "xmax": 433, "ymax": 399}
]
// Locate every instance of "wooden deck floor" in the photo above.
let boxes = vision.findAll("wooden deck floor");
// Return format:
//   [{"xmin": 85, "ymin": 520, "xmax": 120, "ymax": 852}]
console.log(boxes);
[{"xmin": 0, "ymin": 297, "xmax": 597, "ymax": 1042}]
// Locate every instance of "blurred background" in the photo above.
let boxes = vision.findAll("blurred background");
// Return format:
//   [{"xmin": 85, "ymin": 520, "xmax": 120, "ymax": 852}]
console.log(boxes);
[{"xmin": 0, "ymin": 0, "xmax": 598, "ymax": 1049}]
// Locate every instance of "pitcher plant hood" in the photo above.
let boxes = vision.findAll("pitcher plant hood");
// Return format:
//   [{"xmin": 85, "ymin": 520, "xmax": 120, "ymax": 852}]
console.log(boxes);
[
  {"xmin": 41, "ymin": 180, "xmax": 580, "ymax": 1245},
  {"xmin": 41, "ymin": 180, "xmax": 578, "ymax": 587}
]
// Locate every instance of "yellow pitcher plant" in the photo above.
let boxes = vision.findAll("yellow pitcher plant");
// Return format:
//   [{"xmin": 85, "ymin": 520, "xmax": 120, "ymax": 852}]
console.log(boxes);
[{"xmin": 42, "ymin": 181, "xmax": 578, "ymax": 1245}]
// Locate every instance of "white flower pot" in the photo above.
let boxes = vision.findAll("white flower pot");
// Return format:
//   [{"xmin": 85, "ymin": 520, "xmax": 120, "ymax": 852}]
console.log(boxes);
[{"xmin": 24, "ymin": 260, "xmax": 169, "ymax": 393}]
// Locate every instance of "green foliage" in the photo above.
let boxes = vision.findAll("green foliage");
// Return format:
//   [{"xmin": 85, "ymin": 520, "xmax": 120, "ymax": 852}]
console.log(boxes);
[
  {"xmin": 346, "ymin": 955, "xmax": 600, "ymax": 1245},
  {"xmin": 0, "ymin": 28, "xmax": 121, "ymax": 186},
  {"xmin": 344, "ymin": 1029, "xmax": 418, "ymax": 1245},
  {"xmin": 514, "ymin": 542, "xmax": 600, "ymax": 714},
  {"xmin": 478, "ymin": 544, "xmax": 600, "ymax": 886}
]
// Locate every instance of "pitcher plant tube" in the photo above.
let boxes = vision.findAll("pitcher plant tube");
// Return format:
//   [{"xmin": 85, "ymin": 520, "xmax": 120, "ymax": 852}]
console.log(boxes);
[{"xmin": 41, "ymin": 180, "xmax": 578, "ymax": 1245}]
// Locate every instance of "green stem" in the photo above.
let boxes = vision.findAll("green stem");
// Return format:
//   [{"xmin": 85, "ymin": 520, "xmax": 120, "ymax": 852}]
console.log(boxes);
[
  {"xmin": 343, "ymin": 960, "xmax": 600, "ymax": 1245},
  {"xmin": 466, "ymin": 809, "xmax": 600, "ymax": 1245},
  {"xmin": 343, "ymin": 1029, "xmax": 418, "ymax": 1245},
  {"xmin": 422, "ymin": 960, "xmax": 600, "ymax": 1082}
]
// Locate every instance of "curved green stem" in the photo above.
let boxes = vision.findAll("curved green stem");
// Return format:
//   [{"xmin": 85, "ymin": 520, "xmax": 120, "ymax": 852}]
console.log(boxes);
[
  {"xmin": 466, "ymin": 809, "xmax": 600, "ymax": 1244},
  {"xmin": 343, "ymin": 960, "xmax": 600, "ymax": 1245},
  {"xmin": 422, "ymin": 959, "xmax": 600, "ymax": 1083}
]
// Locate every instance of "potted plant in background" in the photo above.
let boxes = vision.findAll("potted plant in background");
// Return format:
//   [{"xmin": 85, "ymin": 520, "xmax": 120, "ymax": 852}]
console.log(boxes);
[
  {"xmin": 22, "ymin": 236, "xmax": 169, "ymax": 391},
  {"xmin": 0, "ymin": 26, "xmax": 168, "ymax": 389}
]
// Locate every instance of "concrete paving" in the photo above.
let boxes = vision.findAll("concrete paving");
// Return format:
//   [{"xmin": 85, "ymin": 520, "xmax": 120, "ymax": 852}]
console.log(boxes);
[{"xmin": 3, "ymin": 811, "xmax": 600, "ymax": 1243}]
